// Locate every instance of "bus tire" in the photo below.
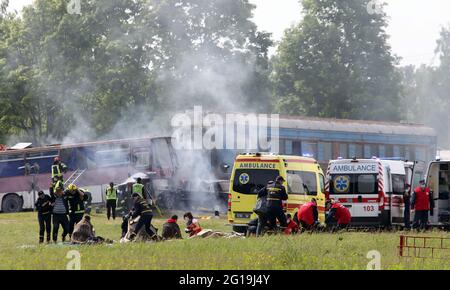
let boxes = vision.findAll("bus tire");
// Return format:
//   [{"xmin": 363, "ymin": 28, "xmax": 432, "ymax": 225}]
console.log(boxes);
[
  {"xmin": 2, "ymin": 194, "xmax": 23, "ymax": 213},
  {"xmin": 232, "ymin": 225, "xmax": 247, "ymax": 234}
]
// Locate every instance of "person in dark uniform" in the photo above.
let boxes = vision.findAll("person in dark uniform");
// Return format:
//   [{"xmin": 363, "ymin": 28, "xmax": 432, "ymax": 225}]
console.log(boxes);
[
  {"xmin": 129, "ymin": 193, "xmax": 154, "ymax": 239},
  {"xmin": 35, "ymin": 191, "xmax": 52, "ymax": 243},
  {"xmin": 255, "ymin": 181, "xmax": 274, "ymax": 236},
  {"xmin": 266, "ymin": 176, "xmax": 288, "ymax": 231},
  {"xmin": 65, "ymin": 184, "xmax": 88, "ymax": 237}
]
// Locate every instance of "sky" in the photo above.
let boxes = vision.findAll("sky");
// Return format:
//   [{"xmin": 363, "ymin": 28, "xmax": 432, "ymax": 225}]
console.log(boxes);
[{"xmin": 7, "ymin": 0, "xmax": 450, "ymax": 67}]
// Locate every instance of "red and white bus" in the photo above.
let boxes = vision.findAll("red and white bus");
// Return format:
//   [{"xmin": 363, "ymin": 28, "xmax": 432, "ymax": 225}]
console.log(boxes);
[{"xmin": 0, "ymin": 137, "xmax": 177, "ymax": 213}]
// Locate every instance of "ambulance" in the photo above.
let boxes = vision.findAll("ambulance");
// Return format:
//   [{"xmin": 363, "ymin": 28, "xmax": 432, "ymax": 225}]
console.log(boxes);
[
  {"xmin": 325, "ymin": 158, "xmax": 421, "ymax": 227},
  {"xmin": 227, "ymin": 153, "xmax": 326, "ymax": 233},
  {"xmin": 423, "ymin": 159, "xmax": 450, "ymax": 227}
]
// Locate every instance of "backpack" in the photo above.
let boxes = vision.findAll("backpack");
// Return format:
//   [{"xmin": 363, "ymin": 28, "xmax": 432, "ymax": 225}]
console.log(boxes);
[{"xmin": 253, "ymin": 195, "xmax": 268, "ymax": 215}]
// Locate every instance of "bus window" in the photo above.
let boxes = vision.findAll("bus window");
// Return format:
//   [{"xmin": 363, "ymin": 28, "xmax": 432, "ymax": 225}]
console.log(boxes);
[
  {"xmin": 133, "ymin": 150, "xmax": 150, "ymax": 168},
  {"xmin": 287, "ymin": 170, "xmax": 318, "ymax": 195},
  {"xmin": 95, "ymin": 149, "xmax": 130, "ymax": 167},
  {"xmin": 152, "ymin": 139, "xmax": 174, "ymax": 170}
]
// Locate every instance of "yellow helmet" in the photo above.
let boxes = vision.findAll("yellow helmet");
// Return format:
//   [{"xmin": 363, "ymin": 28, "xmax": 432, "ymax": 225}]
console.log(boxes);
[{"xmin": 68, "ymin": 184, "xmax": 77, "ymax": 191}]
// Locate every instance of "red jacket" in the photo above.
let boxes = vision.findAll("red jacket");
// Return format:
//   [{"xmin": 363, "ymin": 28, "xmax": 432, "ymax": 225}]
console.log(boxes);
[
  {"xmin": 297, "ymin": 202, "xmax": 317, "ymax": 225},
  {"xmin": 413, "ymin": 186, "xmax": 431, "ymax": 211},
  {"xmin": 332, "ymin": 203, "xmax": 351, "ymax": 225},
  {"xmin": 284, "ymin": 220, "xmax": 298, "ymax": 235},
  {"xmin": 187, "ymin": 219, "xmax": 202, "ymax": 237}
]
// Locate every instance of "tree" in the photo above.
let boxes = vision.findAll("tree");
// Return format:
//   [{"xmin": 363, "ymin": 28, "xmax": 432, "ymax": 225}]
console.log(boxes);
[
  {"xmin": 401, "ymin": 26, "xmax": 450, "ymax": 147},
  {"xmin": 0, "ymin": 0, "xmax": 272, "ymax": 144},
  {"xmin": 272, "ymin": 0, "xmax": 402, "ymax": 121}
]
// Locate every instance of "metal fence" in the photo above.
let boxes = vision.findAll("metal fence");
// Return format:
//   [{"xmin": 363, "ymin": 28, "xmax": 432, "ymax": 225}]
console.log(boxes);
[{"xmin": 399, "ymin": 235, "xmax": 450, "ymax": 259}]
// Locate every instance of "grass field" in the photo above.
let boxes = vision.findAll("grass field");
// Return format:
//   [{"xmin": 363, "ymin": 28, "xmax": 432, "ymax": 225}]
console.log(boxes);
[{"xmin": 1, "ymin": 211, "xmax": 450, "ymax": 270}]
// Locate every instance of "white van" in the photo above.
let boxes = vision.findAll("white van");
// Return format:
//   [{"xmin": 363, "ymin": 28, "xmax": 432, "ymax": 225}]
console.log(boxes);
[
  {"xmin": 326, "ymin": 158, "xmax": 419, "ymax": 227},
  {"xmin": 424, "ymin": 160, "xmax": 450, "ymax": 227}
]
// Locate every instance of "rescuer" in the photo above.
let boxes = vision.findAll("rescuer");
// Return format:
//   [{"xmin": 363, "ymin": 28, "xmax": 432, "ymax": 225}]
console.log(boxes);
[
  {"xmin": 284, "ymin": 214, "xmax": 299, "ymax": 235},
  {"xmin": 255, "ymin": 181, "xmax": 272, "ymax": 236},
  {"xmin": 411, "ymin": 180, "xmax": 434, "ymax": 230},
  {"xmin": 105, "ymin": 182, "xmax": 118, "ymax": 220},
  {"xmin": 266, "ymin": 176, "xmax": 288, "ymax": 231},
  {"xmin": 133, "ymin": 177, "xmax": 146, "ymax": 199},
  {"xmin": 51, "ymin": 156, "xmax": 68, "ymax": 185},
  {"xmin": 65, "ymin": 183, "xmax": 88, "ymax": 237},
  {"xmin": 325, "ymin": 199, "xmax": 352, "ymax": 231},
  {"xmin": 35, "ymin": 190, "xmax": 52, "ymax": 243},
  {"xmin": 50, "ymin": 181, "xmax": 69, "ymax": 243},
  {"xmin": 129, "ymin": 193, "xmax": 154, "ymax": 240},
  {"xmin": 184, "ymin": 212, "xmax": 202, "ymax": 237},
  {"xmin": 297, "ymin": 198, "xmax": 320, "ymax": 232},
  {"xmin": 162, "ymin": 215, "xmax": 182, "ymax": 240}
]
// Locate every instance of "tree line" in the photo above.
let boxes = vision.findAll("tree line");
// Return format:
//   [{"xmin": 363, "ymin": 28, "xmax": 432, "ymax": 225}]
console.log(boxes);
[{"xmin": 0, "ymin": 0, "xmax": 449, "ymax": 146}]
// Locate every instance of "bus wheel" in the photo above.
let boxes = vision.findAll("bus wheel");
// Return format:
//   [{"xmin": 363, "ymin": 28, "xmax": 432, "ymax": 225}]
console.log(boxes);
[
  {"xmin": 232, "ymin": 226, "xmax": 247, "ymax": 234},
  {"xmin": 2, "ymin": 194, "xmax": 23, "ymax": 213}
]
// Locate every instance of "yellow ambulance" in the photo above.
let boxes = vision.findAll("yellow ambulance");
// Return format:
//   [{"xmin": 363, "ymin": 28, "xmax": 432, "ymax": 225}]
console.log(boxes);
[{"xmin": 227, "ymin": 153, "xmax": 326, "ymax": 233}]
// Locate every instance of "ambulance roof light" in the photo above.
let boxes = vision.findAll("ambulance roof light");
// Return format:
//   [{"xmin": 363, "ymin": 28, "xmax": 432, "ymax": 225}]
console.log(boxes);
[
  {"xmin": 436, "ymin": 155, "xmax": 441, "ymax": 161},
  {"xmin": 337, "ymin": 157, "xmax": 343, "ymax": 160}
]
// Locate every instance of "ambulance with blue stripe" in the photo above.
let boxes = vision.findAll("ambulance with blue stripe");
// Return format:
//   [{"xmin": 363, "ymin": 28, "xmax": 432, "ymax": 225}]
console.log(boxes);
[{"xmin": 228, "ymin": 153, "xmax": 326, "ymax": 233}]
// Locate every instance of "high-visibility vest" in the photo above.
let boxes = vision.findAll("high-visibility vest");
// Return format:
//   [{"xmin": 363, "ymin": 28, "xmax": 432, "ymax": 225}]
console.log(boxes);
[
  {"xmin": 133, "ymin": 183, "xmax": 144, "ymax": 198},
  {"xmin": 51, "ymin": 165, "xmax": 62, "ymax": 178},
  {"xmin": 54, "ymin": 180, "xmax": 63, "ymax": 191},
  {"xmin": 106, "ymin": 187, "xmax": 117, "ymax": 200}
]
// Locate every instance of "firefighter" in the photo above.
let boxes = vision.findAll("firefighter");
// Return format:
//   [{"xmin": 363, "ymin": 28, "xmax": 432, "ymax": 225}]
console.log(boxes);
[
  {"xmin": 35, "ymin": 191, "xmax": 52, "ymax": 243},
  {"xmin": 297, "ymin": 198, "xmax": 320, "ymax": 232},
  {"xmin": 65, "ymin": 184, "xmax": 88, "ymax": 237},
  {"xmin": 411, "ymin": 180, "xmax": 434, "ymax": 230},
  {"xmin": 162, "ymin": 215, "xmax": 182, "ymax": 240},
  {"xmin": 325, "ymin": 200, "xmax": 352, "ymax": 231},
  {"xmin": 255, "ymin": 181, "xmax": 272, "ymax": 236},
  {"xmin": 183, "ymin": 212, "xmax": 202, "ymax": 237},
  {"xmin": 50, "ymin": 181, "xmax": 69, "ymax": 243},
  {"xmin": 129, "ymin": 193, "xmax": 154, "ymax": 239},
  {"xmin": 51, "ymin": 156, "xmax": 68, "ymax": 185},
  {"xmin": 266, "ymin": 176, "xmax": 288, "ymax": 231},
  {"xmin": 132, "ymin": 177, "xmax": 146, "ymax": 199},
  {"xmin": 105, "ymin": 182, "xmax": 118, "ymax": 220}
]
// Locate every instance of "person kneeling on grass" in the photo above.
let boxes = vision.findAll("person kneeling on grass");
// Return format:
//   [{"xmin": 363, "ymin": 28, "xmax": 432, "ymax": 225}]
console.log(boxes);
[
  {"xmin": 325, "ymin": 199, "xmax": 351, "ymax": 231},
  {"xmin": 183, "ymin": 212, "xmax": 202, "ymax": 237},
  {"xmin": 284, "ymin": 214, "xmax": 299, "ymax": 235},
  {"xmin": 71, "ymin": 215, "xmax": 110, "ymax": 244},
  {"xmin": 162, "ymin": 215, "xmax": 182, "ymax": 240}
]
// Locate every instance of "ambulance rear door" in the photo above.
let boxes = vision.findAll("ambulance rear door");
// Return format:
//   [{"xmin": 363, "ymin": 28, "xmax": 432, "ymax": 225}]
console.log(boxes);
[{"xmin": 386, "ymin": 161, "xmax": 407, "ymax": 226}]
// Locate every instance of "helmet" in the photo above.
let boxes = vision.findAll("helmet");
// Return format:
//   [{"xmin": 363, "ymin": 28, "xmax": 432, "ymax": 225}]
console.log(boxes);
[
  {"xmin": 68, "ymin": 184, "xmax": 77, "ymax": 191},
  {"xmin": 54, "ymin": 156, "xmax": 61, "ymax": 162}
]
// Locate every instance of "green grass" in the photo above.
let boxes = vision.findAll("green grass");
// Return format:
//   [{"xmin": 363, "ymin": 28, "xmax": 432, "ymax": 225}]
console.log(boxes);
[{"xmin": 1, "ymin": 212, "xmax": 450, "ymax": 270}]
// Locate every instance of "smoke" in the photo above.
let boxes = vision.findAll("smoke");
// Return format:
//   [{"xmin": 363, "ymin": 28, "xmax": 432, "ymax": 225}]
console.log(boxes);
[{"xmin": 3, "ymin": 0, "xmax": 270, "ymax": 212}]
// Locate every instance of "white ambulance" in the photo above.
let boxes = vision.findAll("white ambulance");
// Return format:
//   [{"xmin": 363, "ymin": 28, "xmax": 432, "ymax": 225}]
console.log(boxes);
[
  {"xmin": 325, "ymin": 158, "xmax": 420, "ymax": 227},
  {"xmin": 424, "ymin": 159, "xmax": 450, "ymax": 227}
]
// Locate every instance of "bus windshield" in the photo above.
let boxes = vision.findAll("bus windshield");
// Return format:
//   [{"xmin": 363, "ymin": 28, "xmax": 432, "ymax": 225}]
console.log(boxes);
[{"xmin": 233, "ymin": 169, "xmax": 279, "ymax": 195}]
